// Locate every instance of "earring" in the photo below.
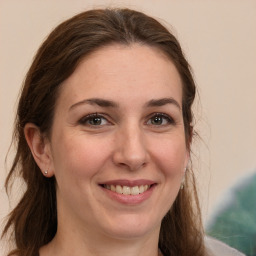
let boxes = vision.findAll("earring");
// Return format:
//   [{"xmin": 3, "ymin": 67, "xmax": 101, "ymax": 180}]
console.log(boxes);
[
  {"xmin": 180, "ymin": 167, "xmax": 187, "ymax": 190},
  {"xmin": 44, "ymin": 170, "xmax": 48, "ymax": 176}
]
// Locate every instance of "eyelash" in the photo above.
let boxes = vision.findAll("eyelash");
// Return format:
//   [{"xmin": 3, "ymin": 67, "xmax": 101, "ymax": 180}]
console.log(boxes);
[
  {"xmin": 78, "ymin": 113, "xmax": 110, "ymax": 126},
  {"xmin": 78, "ymin": 112, "xmax": 175, "ymax": 127},
  {"xmin": 146, "ymin": 113, "xmax": 175, "ymax": 126}
]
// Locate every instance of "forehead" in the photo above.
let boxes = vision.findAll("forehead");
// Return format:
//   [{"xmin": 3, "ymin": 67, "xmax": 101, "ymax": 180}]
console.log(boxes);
[{"xmin": 57, "ymin": 43, "xmax": 183, "ymax": 109}]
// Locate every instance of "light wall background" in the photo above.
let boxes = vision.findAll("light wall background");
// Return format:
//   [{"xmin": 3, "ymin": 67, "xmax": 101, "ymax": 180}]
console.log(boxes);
[{"xmin": 1, "ymin": 0, "xmax": 256, "ymax": 254}]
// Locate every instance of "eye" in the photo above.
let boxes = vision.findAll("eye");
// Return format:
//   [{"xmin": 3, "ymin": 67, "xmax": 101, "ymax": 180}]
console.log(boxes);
[
  {"xmin": 79, "ymin": 113, "xmax": 109, "ymax": 126},
  {"xmin": 146, "ymin": 113, "xmax": 174, "ymax": 126}
]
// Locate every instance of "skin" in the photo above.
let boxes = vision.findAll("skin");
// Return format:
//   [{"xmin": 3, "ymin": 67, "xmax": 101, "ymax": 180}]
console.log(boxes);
[{"xmin": 25, "ymin": 44, "xmax": 189, "ymax": 256}]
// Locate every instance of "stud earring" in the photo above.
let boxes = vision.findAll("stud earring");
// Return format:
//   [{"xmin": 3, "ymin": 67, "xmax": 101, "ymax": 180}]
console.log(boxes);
[
  {"xmin": 180, "ymin": 180, "xmax": 185, "ymax": 190},
  {"xmin": 44, "ymin": 170, "xmax": 48, "ymax": 175}
]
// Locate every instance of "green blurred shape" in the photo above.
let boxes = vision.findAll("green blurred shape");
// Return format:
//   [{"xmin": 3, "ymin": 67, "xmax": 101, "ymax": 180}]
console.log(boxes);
[{"xmin": 206, "ymin": 172, "xmax": 256, "ymax": 256}]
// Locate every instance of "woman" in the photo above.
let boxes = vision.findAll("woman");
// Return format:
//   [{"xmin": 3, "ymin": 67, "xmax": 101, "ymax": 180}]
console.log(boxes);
[{"xmin": 2, "ymin": 8, "xmax": 244, "ymax": 256}]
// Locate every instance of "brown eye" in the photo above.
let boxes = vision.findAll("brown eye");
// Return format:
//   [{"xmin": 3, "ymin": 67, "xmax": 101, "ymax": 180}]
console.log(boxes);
[
  {"xmin": 88, "ymin": 116, "xmax": 103, "ymax": 125},
  {"xmin": 147, "ymin": 113, "xmax": 174, "ymax": 126},
  {"xmin": 151, "ymin": 116, "xmax": 164, "ymax": 125},
  {"xmin": 79, "ymin": 114, "xmax": 109, "ymax": 126}
]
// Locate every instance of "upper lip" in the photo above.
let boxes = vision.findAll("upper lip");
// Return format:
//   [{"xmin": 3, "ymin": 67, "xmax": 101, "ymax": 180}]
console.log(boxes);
[{"xmin": 99, "ymin": 179, "xmax": 156, "ymax": 187}]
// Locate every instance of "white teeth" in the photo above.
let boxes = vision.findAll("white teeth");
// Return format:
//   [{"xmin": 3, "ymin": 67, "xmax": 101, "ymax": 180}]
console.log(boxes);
[
  {"xmin": 131, "ymin": 186, "xmax": 140, "ymax": 195},
  {"xmin": 116, "ymin": 185, "xmax": 122, "ymax": 194},
  {"xmin": 139, "ymin": 185, "xmax": 144, "ymax": 194},
  {"xmin": 123, "ymin": 186, "xmax": 131, "ymax": 195},
  {"xmin": 104, "ymin": 184, "xmax": 151, "ymax": 195}
]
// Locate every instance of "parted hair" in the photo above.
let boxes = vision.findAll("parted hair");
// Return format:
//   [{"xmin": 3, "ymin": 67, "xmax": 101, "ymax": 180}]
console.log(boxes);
[{"xmin": 2, "ymin": 8, "xmax": 205, "ymax": 256}]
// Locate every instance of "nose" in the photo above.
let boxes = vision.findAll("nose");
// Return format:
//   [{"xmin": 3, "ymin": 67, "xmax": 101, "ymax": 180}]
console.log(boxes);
[{"xmin": 112, "ymin": 124, "xmax": 149, "ymax": 171}]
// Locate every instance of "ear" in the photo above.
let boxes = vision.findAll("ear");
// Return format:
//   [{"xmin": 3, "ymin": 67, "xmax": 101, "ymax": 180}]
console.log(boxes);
[{"xmin": 24, "ymin": 123, "xmax": 54, "ymax": 177}]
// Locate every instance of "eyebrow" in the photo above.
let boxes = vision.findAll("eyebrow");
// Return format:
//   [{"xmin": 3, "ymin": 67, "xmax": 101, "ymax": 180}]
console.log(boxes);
[
  {"xmin": 69, "ymin": 98, "xmax": 118, "ymax": 110},
  {"xmin": 69, "ymin": 97, "xmax": 181, "ymax": 111},
  {"xmin": 146, "ymin": 98, "xmax": 181, "ymax": 110}
]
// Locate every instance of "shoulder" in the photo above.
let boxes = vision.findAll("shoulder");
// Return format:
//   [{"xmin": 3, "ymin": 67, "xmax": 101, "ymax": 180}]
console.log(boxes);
[{"xmin": 204, "ymin": 236, "xmax": 246, "ymax": 256}]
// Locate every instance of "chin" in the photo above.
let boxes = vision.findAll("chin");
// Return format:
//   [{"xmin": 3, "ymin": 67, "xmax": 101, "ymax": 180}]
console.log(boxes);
[{"xmin": 101, "ymin": 214, "xmax": 160, "ymax": 240}]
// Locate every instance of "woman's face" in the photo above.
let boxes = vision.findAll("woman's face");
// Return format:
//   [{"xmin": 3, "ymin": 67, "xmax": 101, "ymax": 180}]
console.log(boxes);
[{"xmin": 47, "ymin": 44, "xmax": 189, "ymax": 240}]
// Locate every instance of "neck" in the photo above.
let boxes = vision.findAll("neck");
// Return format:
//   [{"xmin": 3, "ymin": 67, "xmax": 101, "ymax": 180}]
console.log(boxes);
[
  {"xmin": 40, "ymin": 223, "xmax": 160, "ymax": 256},
  {"xmin": 40, "ymin": 194, "xmax": 162, "ymax": 256}
]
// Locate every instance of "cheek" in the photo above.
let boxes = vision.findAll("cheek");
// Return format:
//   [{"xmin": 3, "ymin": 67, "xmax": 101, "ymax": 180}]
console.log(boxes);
[
  {"xmin": 51, "ymin": 133, "xmax": 111, "ymax": 182},
  {"xmin": 150, "ymin": 135, "xmax": 187, "ymax": 176}
]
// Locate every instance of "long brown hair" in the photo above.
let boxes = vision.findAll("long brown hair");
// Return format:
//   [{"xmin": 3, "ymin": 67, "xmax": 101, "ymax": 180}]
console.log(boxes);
[{"xmin": 2, "ymin": 8, "xmax": 205, "ymax": 256}]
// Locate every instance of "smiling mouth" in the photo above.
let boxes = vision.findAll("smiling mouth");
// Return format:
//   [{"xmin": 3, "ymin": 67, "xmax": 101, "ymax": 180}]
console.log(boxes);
[{"xmin": 102, "ymin": 184, "xmax": 152, "ymax": 196}]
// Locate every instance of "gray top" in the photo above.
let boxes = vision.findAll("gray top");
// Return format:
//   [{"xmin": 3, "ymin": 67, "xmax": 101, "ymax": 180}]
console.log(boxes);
[{"xmin": 205, "ymin": 237, "xmax": 246, "ymax": 256}]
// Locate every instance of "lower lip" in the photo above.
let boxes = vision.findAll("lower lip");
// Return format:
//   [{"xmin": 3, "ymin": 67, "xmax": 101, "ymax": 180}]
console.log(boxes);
[{"xmin": 100, "ymin": 185, "xmax": 156, "ymax": 205}]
